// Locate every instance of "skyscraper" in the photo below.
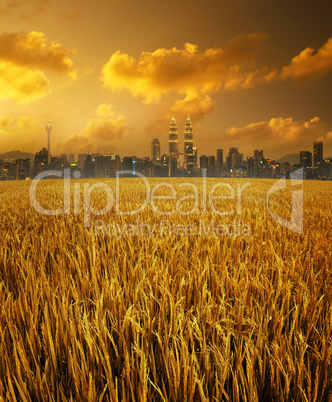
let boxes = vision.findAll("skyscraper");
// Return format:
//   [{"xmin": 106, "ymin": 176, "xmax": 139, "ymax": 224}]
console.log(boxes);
[
  {"xmin": 184, "ymin": 115, "xmax": 193, "ymax": 155},
  {"xmin": 216, "ymin": 149, "xmax": 223, "ymax": 175},
  {"xmin": 109, "ymin": 154, "xmax": 121, "ymax": 176},
  {"xmin": 151, "ymin": 138, "xmax": 161, "ymax": 165},
  {"xmin": 227, "ymin": 147, "xmax": 243, "ymax": 170},
  {"xmin": 254, "ymin": 149, "xmax": 264, "ymax": 159},
  {"xmin": 34, "ymin": 148, "xmax": 48, "ymax": 175},
  {"xmin": 61, "ymin": 153, "xmax": 68, "ymax": 162},
  {"xmin": 122, "ymin": 157, "xmax": 134, "ymax": 176},
  {"xmin": 247, "ymin": 157, "xmax": 255, "ymax": 178},
  {"xmin": 200, "ymin": 155, "xmax": 208, "ymax": 170},
  {"xmin": 169, "ymin": 115, "xmax": 178, "ymax": 156},
  {"xmin": 193, "ymin": 147, "xmax": 197, "ymax": 171},
  {"xmin": 184, "ymin": 115, "xmax": 196, "ymax": 174},
  {"xmin": 300, "ymin": 151, "xmax": 312, "ymax": 168},
  {"xmin": 68, "ymin": 154, "xmax": 75, "ymax": 164},
  {"xmin": 78, "ymin": 154, "xmax": 88, "ymax": 169},
  {"xmin": 313, "ymin": 141, "xmax": 323, "ymax": 169},
  {"xmin": 45, "ymin": 123, "xmax": 52, "ymax": 167},
  {"xmin": 94, "ymin": 154, "xmax": 106, "ymax": 178}
]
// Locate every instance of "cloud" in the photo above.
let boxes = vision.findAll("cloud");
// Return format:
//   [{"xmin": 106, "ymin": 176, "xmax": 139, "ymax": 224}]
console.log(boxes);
[
  {"xmin": 101, "ymin": 36, "xmax": 332, "ymax": 126},
  {"xmin": 96, "ymin": 103, "xmax": 114, "ymax": 117},
  {"xmin": 219, "ymin": 116, "xmax": 325, "ymax": 159},
  {"xmin": 145, "ymin": 116, "xmax": 170, "ymax": 140},
  {"xmin": 171, "ymin": 92, "xmax": 217, "ymax": 122},
  {"xmin": 86, "ymin": 103, "xmax": 126, "ymax": 142},
  {"xmin": 225, "ymin": 116, "xmax": 323, "ymax": 144},
  {"xmin": 223, "ymin": 66, "xmax": 261, "ymax": 91},
  {"xmin": 317, "ymin": 131, "xmax": 332, "ymax": 146},
  {"xmin": 54, "ymin": 134, "xmax": 96, "ymax": 155},
  {"xmin": 101, "ymin": 34, "xmax": 269, "ymax": 109},
  {"xmin": 84, "ymin": 115, "xmax": 127, "ymax": 141},
  {"xmin": 222, "ymin": 33, "xmax": 270, "ymax": 61},
  {"xmin": 54, "ymin": 134, "xmax": 118, "ymax": 155},
  {"xmin": 0, "ymin": 31, "xmax": 76, "ymax": 102},
  {"xmin": 53, "ymin": 107, "xmax": 128, "ymax": 155},
  {"xmin": 324, "ymin": 131, "xmax": 332, "ymax": 143},
  {"xmin": 0, "ymin": 115, "xmax": 44, "ymax": 152},
  {"xmin": 223, "ymin": 64, "xmax": 279, "ymax": 91},
  {"xmin": 0, "ymin": 31, "xmax": 76, "ymax": 77},
  {"xmin": 0, "ymin": 61, "xmax": 50, "ymax": 102},
  {"xmin": 0, "ymin": 115, "xmax": 43, "ymax": 134},
  {"xmin": 281, "ymin": 38, "xmax": 332, "ymax": 80}
]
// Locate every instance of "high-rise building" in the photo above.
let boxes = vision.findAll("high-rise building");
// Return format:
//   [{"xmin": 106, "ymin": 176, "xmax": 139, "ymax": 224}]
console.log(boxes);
[
  {"xmin": 184, "ymin": 115, "xmax": 196, "ymax": 175},
  {"xmin": 0, "ymin": 160, "xmax": 4, "ymax": 180},
  {"xmin": 94, "ymin": 154, "xmax": 106, "ymax": 178},
  {"xmin": 313, "ymin": 141, "xmax": 323, "ymax": 169},
  {"xmin": 83, "ymin": 155, "xmax": 94, "ymax": 177},
  {"xmin": 208, "ymin": 155, "xmax": 215, "ymax": 167},
  {"xmin": 122, "ymin": 156, "xmax": 134, "ymax": 175},
  {"xmin": 200, "ymin": 155, "xmax": 216, "ymax": 176},
  {"xmin": 227, "ymin": 147, "xmax": 236, "ymax": 170},
  {"xmin": 153, "ymin": 154, "xmax": 169, "ymax": 177},
  {"xmin": 208, "ymin": 156, "xmax": 216, "ymax": 176},
  {"xmin": 50, "ymin": 156, "xmax": 62, "ymax": 170},
  {"xmin": 184, "ymin": 115, "xmax": 194, "ymax": 156},
  {"xmin": 227, "ymin": 147, "xmax": 243, "ymax": 170},
  {"xmin": 109, "ymin": 154, "xmax": 121, "ymax": 176},
  {"xmin": 134, "ymin": 157, "xmax": 151, "ymax": 177},
  {"xmin": 6, "ymin": 162, "xmax": 19, "ymax": 180},
  {"xmin": 61, "ymin": 153, "xmax": 68, "ymax": 162},
  {"xmin": 151, "ymin": 138, "xmax": 161, "ymax": 165},
  {"xmin": 193, "ymin": 147, "xmax": 197, "ymax": 171},
  {"xmin": 77, "ymin": 154, "xmax": 88, "ymax": 169},
  {"xmin": 254, "ymin": 149, "xmax": 264, "ymax": 159},
  {"xmin": 169, "ymin": 154, "xmax": 178, "ymax": 177},
  {"xmin": 169, "ymin": 115, "xmax": 178, "ymax": 156},
  {"xmin": 200, "ymin": 155, "xmax": 208, "ymax": 170},
  {"xmin": 216, "ymin": 149, "xmax": 223, "ymax": 175},
  {"xmin": 68, "ymin": 153, "xmax": 75, "ymax": 164},
  {"xmin": 34, "ymin": 148, "xmax": 48, "ymax": 175},
  {"xmin": 300, "ymin": 151, "xmax": 312, "ymax": 169},
  {"xmin": 17, "ymin": 158, "xmax": 31, "ymax": 179},
  {"xmin": 177, "ymin": 153, "xmax": 185, "ymax": 170},
  {"xmin": 322, "ymin": 158, "xmax": 332, "ymax": 178},
  {"xmin": 45, "ymin": 123, "xmax": 52, "ymax": 167},
  {"xmin": 160, "ymin": 154, "xmax": 169, "ymax": 170},
  {"xmin": 247, "ymin": 157, "xmax": 255, "ymax": 178},
  {"xmin": 234, "ymin": 153, "xmax": 243, "ymax": 168},
  {"xmin": 94, "ymin": 154, "xmax": 121, "ymax": 178}
]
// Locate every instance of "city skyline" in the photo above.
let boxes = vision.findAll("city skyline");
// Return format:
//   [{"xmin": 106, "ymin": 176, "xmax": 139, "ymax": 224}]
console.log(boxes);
[
  {"xmin": 0, "ymin": 115, "xmax": 330, "ymax": 179},
  {"xmin": 2, "ymin": 137, "xmax": 330, "ymax": 181},
  {"xmin": 2, "ymin": 116, "xmax": 331, "ymax": 163},
  {"xmin": 0, "ymin": 0, "xmax": 331, "ymax": 159}
]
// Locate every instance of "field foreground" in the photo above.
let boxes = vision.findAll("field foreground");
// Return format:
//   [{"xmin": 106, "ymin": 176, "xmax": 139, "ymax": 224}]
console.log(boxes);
[{"xmin": 0, "ymin": 177, "xmax": 331, "ymax": 401}]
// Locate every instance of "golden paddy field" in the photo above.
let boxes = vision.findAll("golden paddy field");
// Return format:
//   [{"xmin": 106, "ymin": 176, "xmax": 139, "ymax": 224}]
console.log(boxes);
[{"xmin": 0, "ymin": 177, "xmax": 331, "ymax": 401}]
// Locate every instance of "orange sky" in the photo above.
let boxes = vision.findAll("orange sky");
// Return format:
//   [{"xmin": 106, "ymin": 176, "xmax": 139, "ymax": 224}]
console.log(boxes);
[{"xmin": 0, "ymin": 0, "xmax": 332, "ymax": 159}]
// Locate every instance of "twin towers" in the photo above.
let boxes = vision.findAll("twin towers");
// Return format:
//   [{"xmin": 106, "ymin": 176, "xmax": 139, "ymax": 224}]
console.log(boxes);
[{"xmin": 169, "ymin": 114, "xmax": 197, "ymax": 174}]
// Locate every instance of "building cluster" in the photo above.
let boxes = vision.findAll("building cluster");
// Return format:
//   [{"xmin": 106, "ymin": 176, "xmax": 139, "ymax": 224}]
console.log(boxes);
[
  {"xmin": 150, "ymin": 118, "xmax": 331, "ymax": 180},
  {"xmin": 0, "ymin": 158, "xmax": 31, "ymax": 181},
  {"xmin": 0, "ymin": 118, "xmax": 331, "ymax": 181}
]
